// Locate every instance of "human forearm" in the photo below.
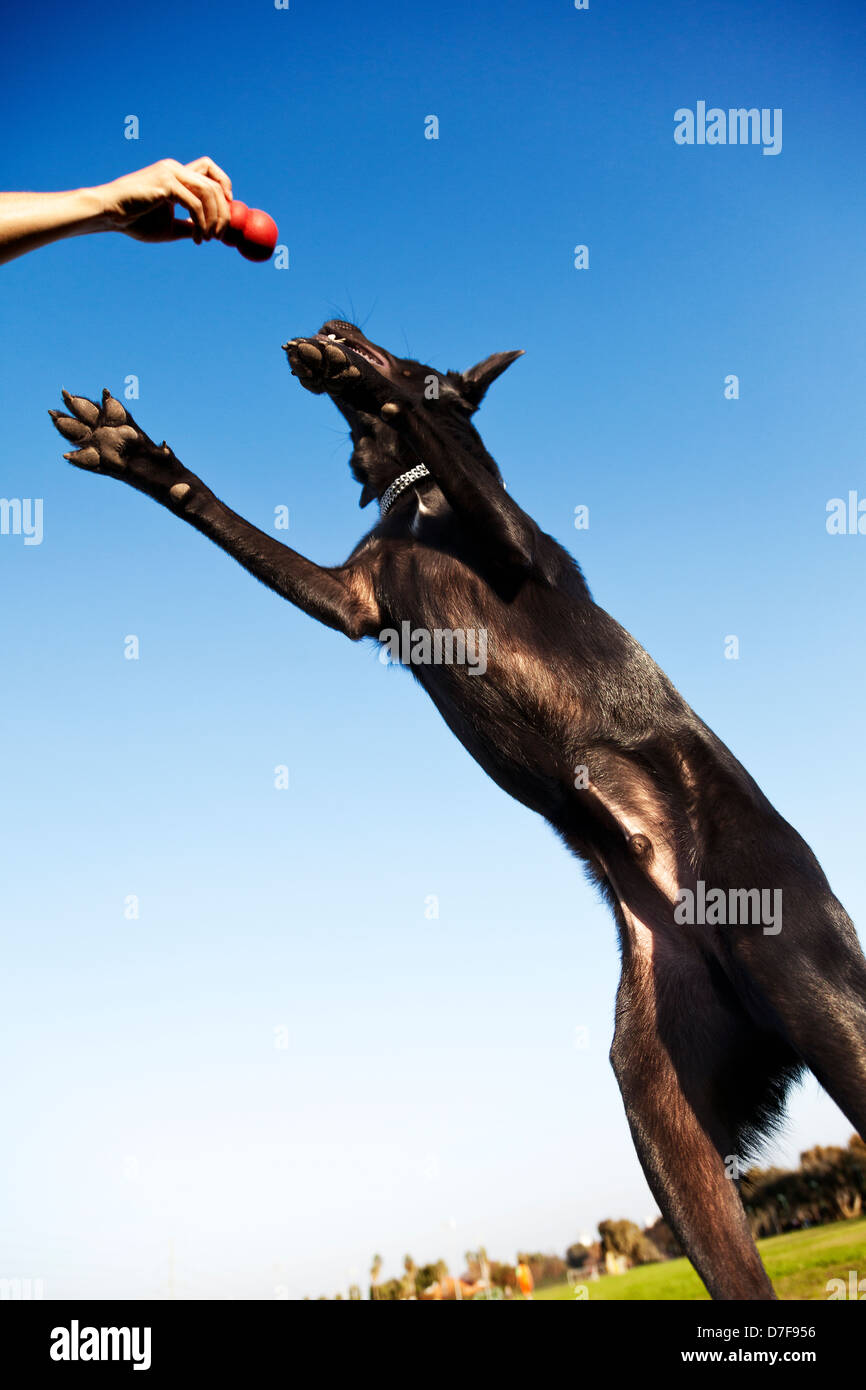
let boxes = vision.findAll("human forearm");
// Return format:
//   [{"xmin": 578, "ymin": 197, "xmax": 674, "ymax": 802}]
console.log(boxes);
[
  {"xmin": 0, "ymin": 187, "xmax": 110, "ymax": 265},
  {"xmin": 0, "ymin": 157, "xmax": 233, "ymax": 265}
]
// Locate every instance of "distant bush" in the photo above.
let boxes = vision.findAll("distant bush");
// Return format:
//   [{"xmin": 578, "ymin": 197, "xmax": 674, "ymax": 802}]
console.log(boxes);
[
  {"xmin": 371, "ymin": 1278, "xmax": 404, "ymax": 1301},
  {"xmin": 519, "ymin": 1252, "xmax": 569, "ymax": 1288},
  {"xmin": 566, "ymin": 1242, "xmax": 592, "ymax": 1269},
  {"xmin": 487, "ymin": 1261, "xmax": 518, "ymax": 1291},
  {"xmin": 642, "ymin": 1217, "xmax": 681, "ymax": 1259},
  {"xmin": 598, "ymin": 1219, "xmax": 662, "ymax": 1266},
  {"xmin": 741, "ymin": 1134, "xmax": 866, "ymax": 1238}
]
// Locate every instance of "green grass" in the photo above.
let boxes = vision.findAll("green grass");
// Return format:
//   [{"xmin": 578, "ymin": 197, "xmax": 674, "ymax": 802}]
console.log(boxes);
[{"xmin": 529, "ymin": 1219, "xmax": 866, "ymax": 1301}]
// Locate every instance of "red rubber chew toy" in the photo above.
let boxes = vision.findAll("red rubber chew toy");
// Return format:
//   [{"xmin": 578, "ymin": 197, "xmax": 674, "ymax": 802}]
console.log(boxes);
[{"xmin": 223, "ymin": 199, "xmax": 278, "ymax": 262}]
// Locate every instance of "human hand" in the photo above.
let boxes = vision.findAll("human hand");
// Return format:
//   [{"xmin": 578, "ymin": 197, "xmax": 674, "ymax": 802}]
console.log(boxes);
[{"xmin": 97, "ymin": 157, "xmax": 233, "ymax": 243}]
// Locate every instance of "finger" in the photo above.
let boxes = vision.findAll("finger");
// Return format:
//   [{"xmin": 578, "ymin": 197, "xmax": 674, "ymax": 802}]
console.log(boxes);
[
  {"xmin": 186, "ymin": 155, "xmax": 232, "ymax": 202},
  {"xmin": 177, "ymin": 172, "xmax": 218, "ymax": 238},
  {"xmin": 160, "ymin": 216, "xmax": 199, "ymax": 243},
  {"xmin": 176, "ymin": 169, "xmax": 229, "ymax": 239},
  {"xmin": 168, "ymin": 177, "xmax": 207, "ymax": 238}
]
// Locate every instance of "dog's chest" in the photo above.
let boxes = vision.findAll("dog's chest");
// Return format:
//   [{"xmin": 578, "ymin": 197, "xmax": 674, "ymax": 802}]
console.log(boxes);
[{"xmin": 409, "ymin": 491, "xmax": 440, "ymax": 538}]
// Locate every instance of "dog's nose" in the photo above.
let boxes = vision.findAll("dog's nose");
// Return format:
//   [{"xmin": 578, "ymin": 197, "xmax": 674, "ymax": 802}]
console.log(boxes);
[{"xmin": 320, "ymin": 319, "xmax": 361, "ymax": 338}]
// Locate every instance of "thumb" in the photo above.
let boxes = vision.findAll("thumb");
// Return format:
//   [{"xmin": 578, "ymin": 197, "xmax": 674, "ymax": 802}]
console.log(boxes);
[{"xmin": 165, "ymin": 216, "xmax": 201, "ymax": 243}]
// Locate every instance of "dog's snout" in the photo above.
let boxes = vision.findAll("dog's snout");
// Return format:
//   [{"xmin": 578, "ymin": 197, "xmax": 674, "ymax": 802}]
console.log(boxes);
[{"xmin": 321, "ymin": 319, "xmax": 362, "ymax": 338}]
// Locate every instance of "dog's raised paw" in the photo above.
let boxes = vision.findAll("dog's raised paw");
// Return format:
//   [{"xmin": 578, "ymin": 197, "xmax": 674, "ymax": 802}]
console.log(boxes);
[
  {"xmin": 49, "ymin": 389, "xmax": 189, "ymax": 497},
  {"xmin": 284, "ymin": 340, "xmax": 329, "ymax": 394},
  {"xmin": 50, "ymin": 390, "xmax": 142, "ymax": 473},
  {"xmin": 284, "ymin": 338, "xmax": 365, "ymax": 395}
]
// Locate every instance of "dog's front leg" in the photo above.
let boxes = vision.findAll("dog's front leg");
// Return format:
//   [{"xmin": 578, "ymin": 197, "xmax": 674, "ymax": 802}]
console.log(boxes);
[{"xmin": 49, "ymin": 390, "xmax": 379, "ymax": 639}]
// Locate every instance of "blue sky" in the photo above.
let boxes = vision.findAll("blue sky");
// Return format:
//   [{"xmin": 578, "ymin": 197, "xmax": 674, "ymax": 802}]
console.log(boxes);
[{"xmin": 2, "ymin": 0, "xmax": 865, "ymax": 1298}]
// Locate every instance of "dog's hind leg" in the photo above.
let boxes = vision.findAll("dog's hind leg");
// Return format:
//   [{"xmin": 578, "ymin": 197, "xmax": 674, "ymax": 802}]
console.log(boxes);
[
  {"xmin": 610, "ymin": 922, "xmax": 792, "ymax": 1300},
  {"xmin": 727, "ymin": 891, "xmax": 866, "ymax": 1139}
]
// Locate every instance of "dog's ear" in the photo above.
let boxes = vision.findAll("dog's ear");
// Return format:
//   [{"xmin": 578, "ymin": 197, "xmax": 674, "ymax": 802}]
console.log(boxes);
[{"xmin": 456, "ymin": 350, "xmax": 524, "ymax": 410}]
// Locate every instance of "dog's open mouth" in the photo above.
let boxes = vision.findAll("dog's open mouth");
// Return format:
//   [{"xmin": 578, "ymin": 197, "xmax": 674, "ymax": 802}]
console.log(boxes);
[{"xmin": 315, "ymin": 327, "xmax": 392, "ymax": 372}]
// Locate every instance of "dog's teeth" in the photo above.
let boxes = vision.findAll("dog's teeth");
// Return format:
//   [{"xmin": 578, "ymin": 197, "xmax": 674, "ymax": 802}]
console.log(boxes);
[{"xmin": 297, "ymin": 343, "xmax": 322, "ymax": 365}]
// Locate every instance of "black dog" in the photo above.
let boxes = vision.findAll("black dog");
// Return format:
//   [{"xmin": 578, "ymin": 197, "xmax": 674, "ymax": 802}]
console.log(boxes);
[{"xmin": 50, "ymin": 322, "xmax": 866, "ymax": 1300}]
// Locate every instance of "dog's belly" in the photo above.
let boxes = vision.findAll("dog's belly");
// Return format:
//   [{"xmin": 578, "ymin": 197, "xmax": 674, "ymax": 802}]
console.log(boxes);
[
  {"xmin": 413, "ymin": 651, "xmax": 808, "ymax": 964},
  {"xmin": 409, "ymin": 646, "xmax": 577, "ymax": 820},
  {"xmin": 378, "ymin": 553, "xmax": 829, "ymax": 948}
]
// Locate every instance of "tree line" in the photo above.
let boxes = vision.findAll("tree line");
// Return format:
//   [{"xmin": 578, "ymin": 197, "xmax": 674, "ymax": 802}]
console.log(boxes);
[{"xmin": 308, "ymin": 1133, "xmax": 865, "ymax": 1297}]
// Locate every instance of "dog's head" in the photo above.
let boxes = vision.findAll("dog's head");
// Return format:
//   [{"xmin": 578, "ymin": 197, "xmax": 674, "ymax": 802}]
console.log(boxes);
[{"xmin": 282, "ymin": 321, "xmax": 522, "ymax": 507}]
